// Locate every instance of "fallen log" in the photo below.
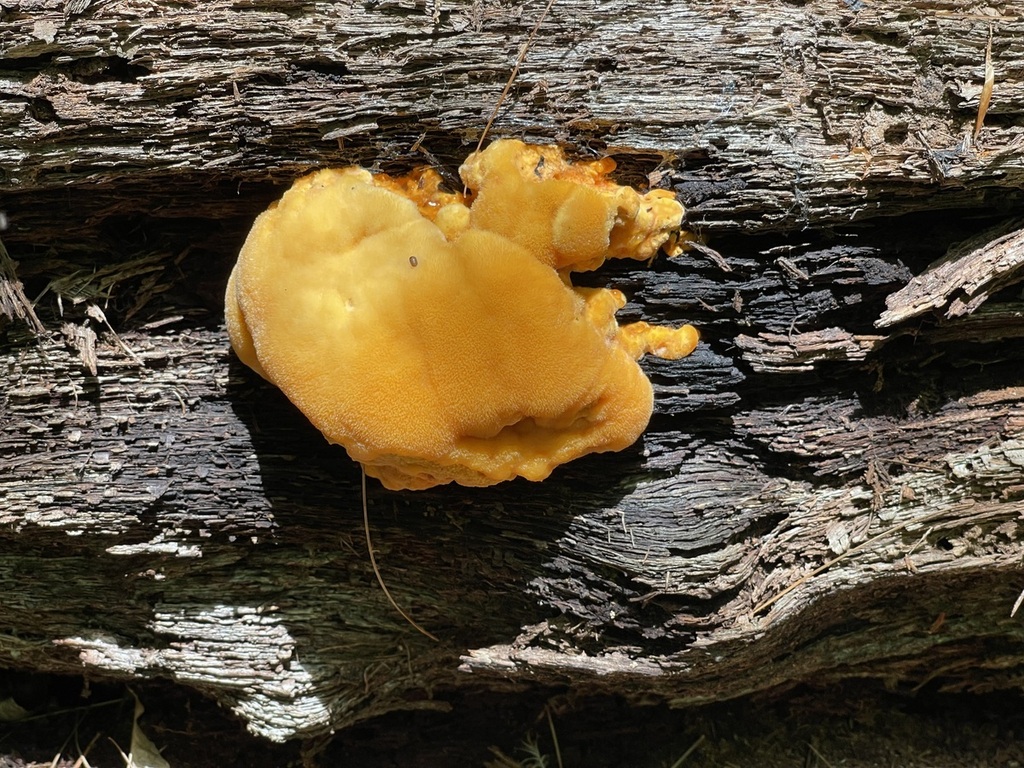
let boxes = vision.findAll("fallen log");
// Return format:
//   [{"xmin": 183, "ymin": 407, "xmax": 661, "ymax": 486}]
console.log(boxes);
[{"xmin": 2, "ymin": 0, "xmax": 1024, "ymax": 743}]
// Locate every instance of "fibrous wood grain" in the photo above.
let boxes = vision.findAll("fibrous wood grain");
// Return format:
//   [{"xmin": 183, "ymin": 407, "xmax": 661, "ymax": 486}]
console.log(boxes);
[
  {"xmin": 2, "ymin": 0, "xmax": 1023, "ymax": 243},
  {"xmin": 2, "ymin": 0, "xmax": 1024, "ymax": 743}
]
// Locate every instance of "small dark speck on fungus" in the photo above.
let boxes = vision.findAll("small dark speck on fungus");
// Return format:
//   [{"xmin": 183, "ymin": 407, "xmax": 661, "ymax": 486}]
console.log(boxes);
[{"xmin": 225, "ymin": 139, "xmax": 699, "ymax": 491}]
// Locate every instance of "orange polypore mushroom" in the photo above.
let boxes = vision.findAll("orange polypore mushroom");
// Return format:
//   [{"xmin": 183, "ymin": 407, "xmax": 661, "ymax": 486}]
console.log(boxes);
[{"xmin": 225, "ymin": 139, "xmax": 698, "ymax": 490}]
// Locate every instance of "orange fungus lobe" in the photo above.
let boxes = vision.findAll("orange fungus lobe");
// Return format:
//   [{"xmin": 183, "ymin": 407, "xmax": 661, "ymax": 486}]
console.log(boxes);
[{"xmin": 225, "ymin": 139, "xmax": 699, "ymax": 490}]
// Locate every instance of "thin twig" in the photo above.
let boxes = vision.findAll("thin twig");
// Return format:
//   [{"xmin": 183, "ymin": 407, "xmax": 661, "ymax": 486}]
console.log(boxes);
[
  {"xmin": 668, "ymin": 735, "xmax": 706, "ymax": 768},
  {"xmin": 362, "ymin": 467, "xmax": 439, "ymax": 641},
  {"xmin": 473, "ymin": 0, "xmax": 558, "ymax": 157},
  {"xmin": 973, "ymin": 27, "xmax": 994, "ymax": 143},
  {"xmin": 546, "ymin": 706, "xmax": 564, "ymax": 768},
  {"xmin": 806, "ymin": 741, "xmax": 836, "ymax": 768},
  {"xmin": 1010, "ymin": 585, "xmax": 1024, "ymax": 618}
]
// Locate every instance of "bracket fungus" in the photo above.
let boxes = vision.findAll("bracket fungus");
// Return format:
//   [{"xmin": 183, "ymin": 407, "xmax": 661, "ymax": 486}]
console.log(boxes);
[{"xmin": 226, "ymin": 139, "xmax": 698, "ymax": 490}]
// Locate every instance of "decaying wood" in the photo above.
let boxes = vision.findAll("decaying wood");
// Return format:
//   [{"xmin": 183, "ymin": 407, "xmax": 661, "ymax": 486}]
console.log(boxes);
[
  {"xmin": 2, "ymin": 0, "xmax": 1024, "ymax": 744},
  {"xmin": 877, "ymin": 217, "xmax": 1024, "ymax": 326},
  {"xmin": 3, "ymin": 0, "xmax": 1024, "ymax": 246},
  {"xmin": 0, "ymin": 240, "xmax": 44, "ymax": 334}
]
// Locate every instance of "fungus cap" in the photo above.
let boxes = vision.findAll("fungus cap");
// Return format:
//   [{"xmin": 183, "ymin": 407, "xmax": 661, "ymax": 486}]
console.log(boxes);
[{"xmin": 226, "ymin": 140, "xmax": 698, "ymax": 490}]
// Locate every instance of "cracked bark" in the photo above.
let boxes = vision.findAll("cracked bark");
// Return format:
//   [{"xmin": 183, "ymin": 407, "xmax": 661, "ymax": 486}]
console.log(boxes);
[{"xmin": 2, "ymin": 0, "xmax": 1024, "ymax": 742}]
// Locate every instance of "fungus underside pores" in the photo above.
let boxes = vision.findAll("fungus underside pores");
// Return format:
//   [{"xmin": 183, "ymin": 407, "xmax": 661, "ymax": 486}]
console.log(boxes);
[{"xmin": 225, "ymin": 139, "xmax": 699, "ymax": 491}]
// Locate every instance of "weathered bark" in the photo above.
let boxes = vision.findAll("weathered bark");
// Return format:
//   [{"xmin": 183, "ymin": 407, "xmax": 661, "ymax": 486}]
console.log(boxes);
[{"xmin": 2, "ymin": 0, "xmax": 1024, "ymax": 743}]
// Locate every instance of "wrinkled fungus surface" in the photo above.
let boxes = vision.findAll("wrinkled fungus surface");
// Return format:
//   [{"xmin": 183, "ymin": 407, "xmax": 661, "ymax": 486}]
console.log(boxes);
[{"xmin": 226, "ymin": 139, "xmax": 698, "ymax": 490}]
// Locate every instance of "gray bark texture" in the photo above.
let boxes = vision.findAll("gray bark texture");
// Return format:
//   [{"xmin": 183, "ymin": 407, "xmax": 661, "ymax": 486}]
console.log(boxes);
[{"xmin": 2, "ymin": 0, "xmax": 1024, "ymax": 743}]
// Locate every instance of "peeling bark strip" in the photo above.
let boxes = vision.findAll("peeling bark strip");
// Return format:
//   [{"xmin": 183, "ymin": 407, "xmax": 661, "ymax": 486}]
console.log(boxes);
[
  {"xmin": 3, "ymin": 0, "xmax": 1024, "ymax": 744},
  {"xmin": 737, "ymin": 220, "xmax": 1024, "ymax": 373},
  {"xmin": 735, "ymin": 327, "xmax": 884, "ymax": 373},
  {"xmin": 878, "ymin": 219, "xmax": 1024, "ymax": 327},
  {"xmin": 0, "ymin": 239, "xmax": 44, "ymax": 333}
]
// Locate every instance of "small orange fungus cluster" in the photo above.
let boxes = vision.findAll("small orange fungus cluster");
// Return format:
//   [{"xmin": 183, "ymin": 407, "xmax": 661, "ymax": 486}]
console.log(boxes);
[{"xmin": 225, "ymin": 139, "xmax": 698, "ymax": 490}]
